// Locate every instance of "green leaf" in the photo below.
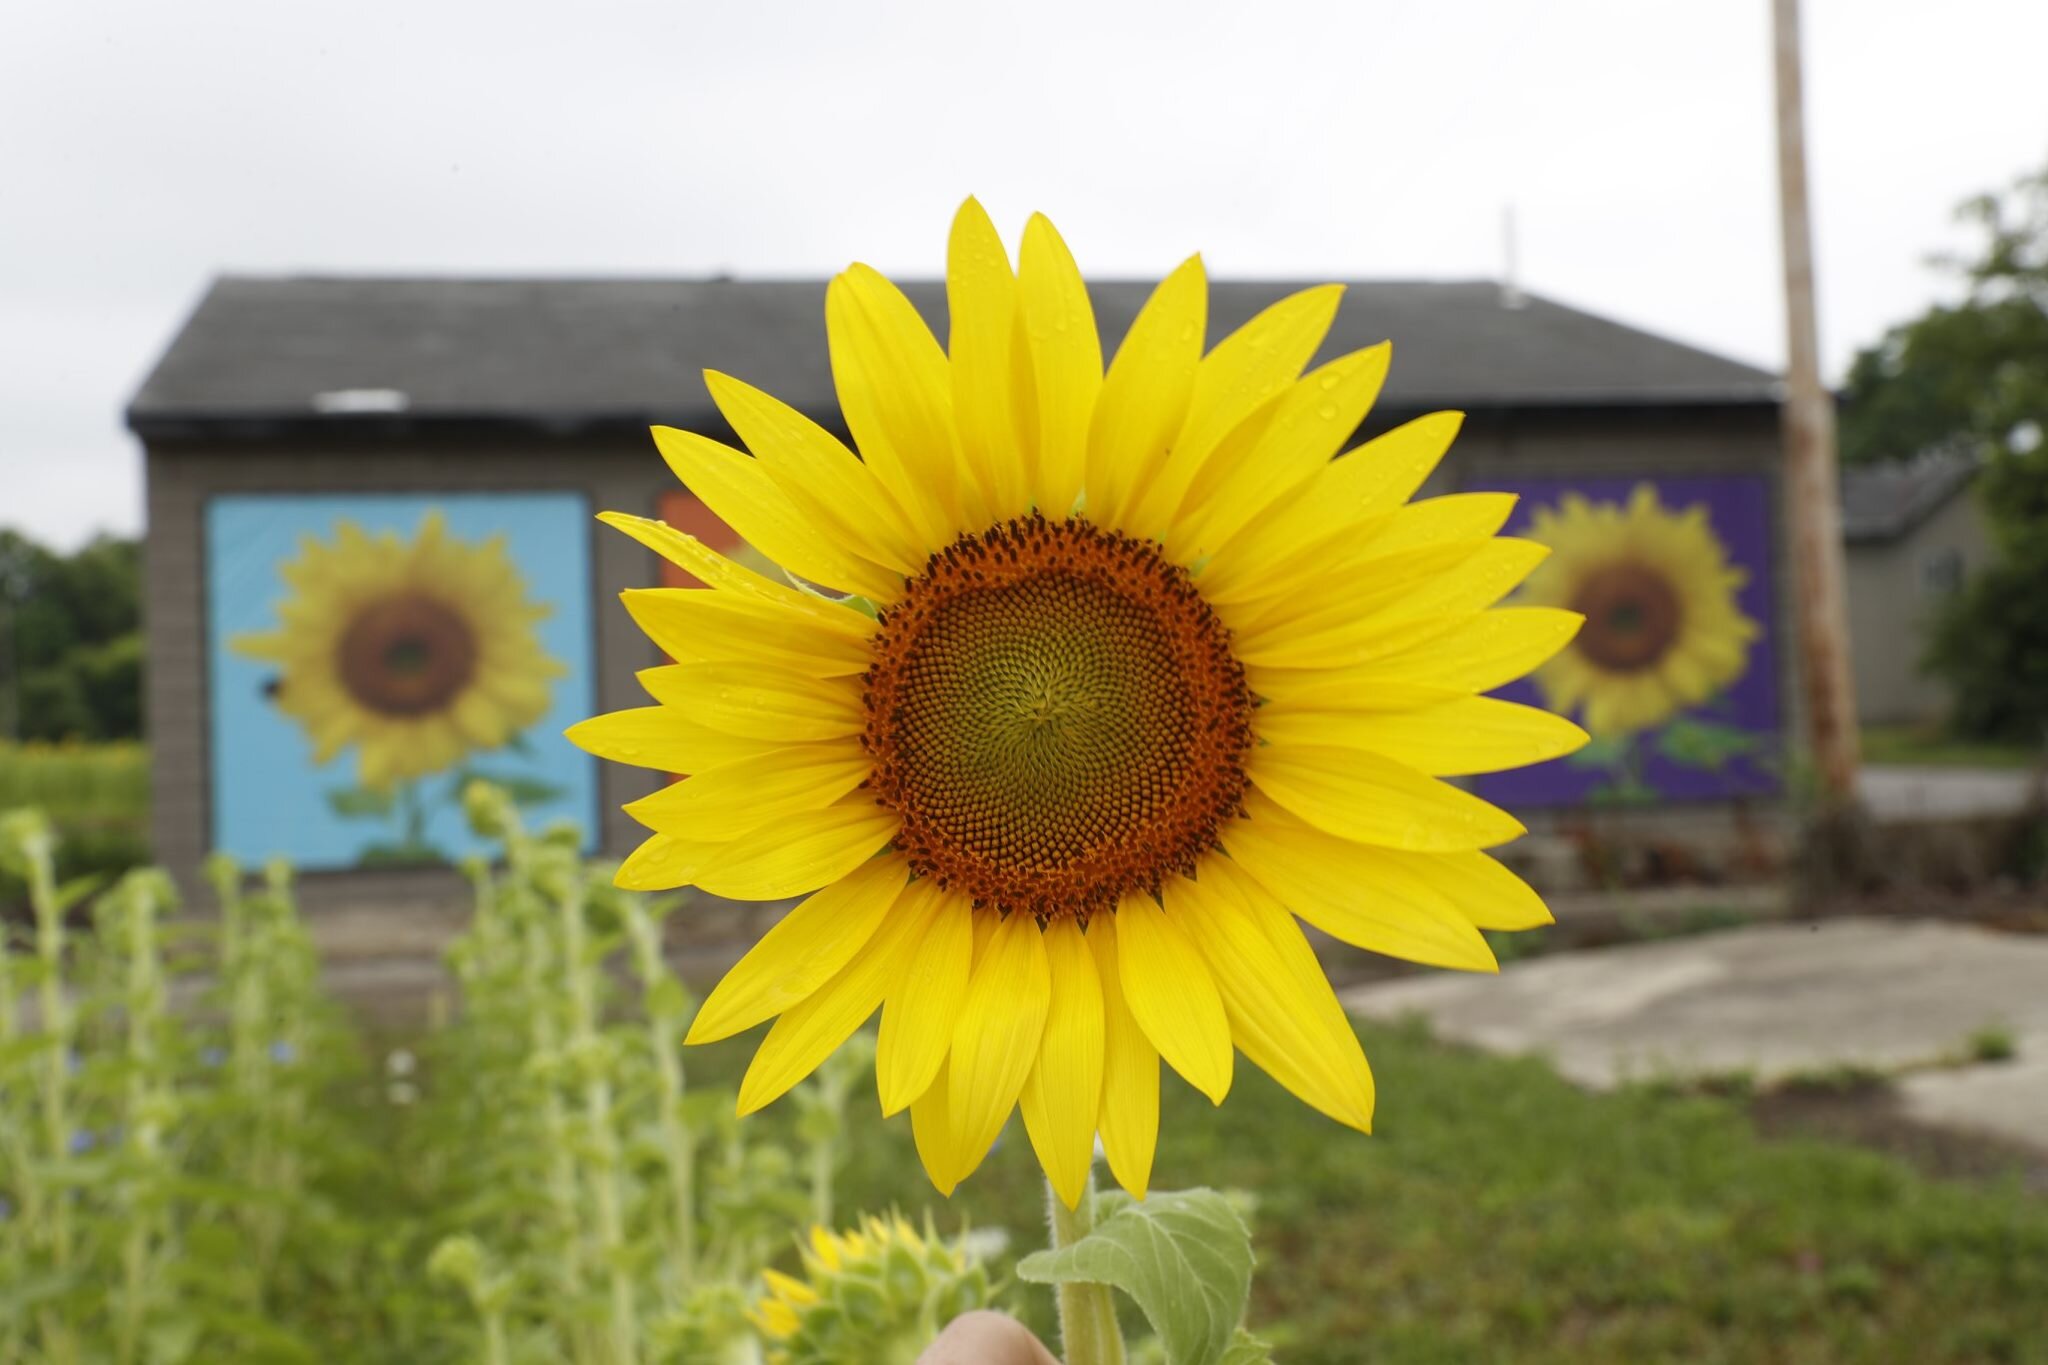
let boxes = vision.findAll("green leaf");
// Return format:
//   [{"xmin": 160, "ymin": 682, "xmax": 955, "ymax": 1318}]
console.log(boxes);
[
  {"xmin": 326, "ymin": 785, "xmax": 396, "ymax": 819},
  {"xmin": 1220, "ymin": 1330, "xmax": 1277, "ymax": 1365},
  {"xmin": 1565, "ymin": 733, "xmax": 1631, "ymax": 769},
  {"xmin": 1655, "ymin": 716, "xmax": 1757, "ymax": 771},
  {"xmin": 53, "ymin": 871, "xmax": 106, "ymax": 912},
  {"xmin": 0, "ymin": 1271, "xmax": 77, "ymax": 1316},
  {"xmin": 463, "ymin": 773, "xmax": 565, "ymax": 807},
  {"xmin": 644, "ymin": 975, "xmax": 693, "ymax": 1022},
  {"xmin": 355, "ymin": 842, "xmax": 446, "ymax": 868},
  {"xmin": 1016, "ymin": 1188, "xmax": 1254, "ymax": 1365}
]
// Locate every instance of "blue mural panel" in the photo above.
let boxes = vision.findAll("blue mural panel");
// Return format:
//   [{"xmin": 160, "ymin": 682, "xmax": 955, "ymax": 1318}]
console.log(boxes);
[
  {"xmin": 1471, "ymin": 475, "xmax": 1783, "ymax": 809},
  {"xmin": 206, "ymin": 492, "xmax": 597, "ymax": 868}
]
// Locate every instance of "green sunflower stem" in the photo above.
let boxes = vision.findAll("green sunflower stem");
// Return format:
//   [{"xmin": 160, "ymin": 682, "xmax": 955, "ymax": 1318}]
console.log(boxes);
[{"xmin": 1046, "ymin": 1173, "xmax": 1127, "ymax": 1365}]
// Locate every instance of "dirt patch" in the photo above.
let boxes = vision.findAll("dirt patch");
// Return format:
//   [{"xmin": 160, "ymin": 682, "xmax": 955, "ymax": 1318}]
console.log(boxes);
[{"xmin": 1751, "ymin": 1078, "xmax": 2048, "ymax": 1193}]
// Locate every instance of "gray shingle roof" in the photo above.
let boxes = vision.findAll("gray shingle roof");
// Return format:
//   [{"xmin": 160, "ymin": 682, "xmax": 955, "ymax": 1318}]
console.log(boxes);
[
  {"xmin": 1839, "ymin": 450, "xmax": 1981, "ymax": 543},
  {"xmin": 127, "ymin": 276, "xmax": 1780, "ymax": 439}
]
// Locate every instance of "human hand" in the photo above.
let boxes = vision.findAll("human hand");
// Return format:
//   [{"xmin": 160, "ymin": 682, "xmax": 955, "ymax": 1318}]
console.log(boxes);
[{"xmin": 916, "ymin": 1310, "xmax": 1060, "ymax": 1364}]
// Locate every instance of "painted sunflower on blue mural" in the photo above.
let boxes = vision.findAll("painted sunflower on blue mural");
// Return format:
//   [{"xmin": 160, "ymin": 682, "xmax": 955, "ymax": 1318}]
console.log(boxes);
[
  {"xmin": 1517, "ymin": 482, "xmax": 1759, "ymax": 739},
  {"xmin": 232, "ymin": 512, "xmax": 564, "ymax": 790}
]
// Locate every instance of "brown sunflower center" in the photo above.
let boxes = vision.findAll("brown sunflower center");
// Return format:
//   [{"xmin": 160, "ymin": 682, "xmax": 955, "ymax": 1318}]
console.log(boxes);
[
  {"xmin": 336, "ymin": 594, "xmax": 479, "ymax": 717},
  {"xmin": 1569, "ymin": 562, "xmax": 1683, "ymax": 673},
  {"xmin": 861, "ymin": 514, "xmax": 1253, "ymax": 920}
]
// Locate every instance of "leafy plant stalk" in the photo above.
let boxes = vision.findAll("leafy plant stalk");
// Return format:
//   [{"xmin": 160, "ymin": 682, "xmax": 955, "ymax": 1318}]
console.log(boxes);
[
  {"xmin": 557, "ymin": 861, "xmax": 639, "ymax": 1365},
  {"xmin": 520, "ymin": 896, "xmax": 591, "ymax": 1347},
  {"xmin": 623, "ymin": 898, "xmax": 698, "ymax": 1286},
  {"xmin": 24, "ymin": 817, "xmax": 81, "ymax": 1365},
  {"xmin": 115, "ymin": 872, "xmax": 171, "ymax": 1365},
  {"xmin": 1047, "ymin": 1174, "xmax": 1127, "ymax": 1365}
]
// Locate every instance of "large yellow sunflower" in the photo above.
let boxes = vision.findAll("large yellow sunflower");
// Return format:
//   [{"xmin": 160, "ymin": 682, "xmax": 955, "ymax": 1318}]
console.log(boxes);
[
  {"xmin": 1517, "ymin": 483, "xmax": 1759, "ymax": 738},
  {"xmin": 235, "ymin": 512, "xmax": 565, "ymax": 789},
  {"xmin": 569, "ymin": 201, "xmax": 1588, "ymax": 1208}
]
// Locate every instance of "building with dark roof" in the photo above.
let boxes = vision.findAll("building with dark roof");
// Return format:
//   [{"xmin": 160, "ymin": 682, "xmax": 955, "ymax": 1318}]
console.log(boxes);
[
  {"xmin": 129, "ymin": 275, "xmax": 1795, "ymax": 903},
  {"xmin": 1840, "ymin": 451, "xmax": 1988, "ymax": 725}
]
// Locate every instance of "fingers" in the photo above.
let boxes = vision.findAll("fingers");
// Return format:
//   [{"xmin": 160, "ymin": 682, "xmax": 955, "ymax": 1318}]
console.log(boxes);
[{"xmin": 917, "ymin": 1309, "xmax": 1062, "ymax": 1365}]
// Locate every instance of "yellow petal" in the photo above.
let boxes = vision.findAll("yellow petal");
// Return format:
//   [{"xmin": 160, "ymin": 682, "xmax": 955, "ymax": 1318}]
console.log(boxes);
[
  {"xmin": 751, "ymin": 1298, "xmax": 799, "ymax": 1338},
  {"xmin": 1251, "ymin": 678, "xmax": 1466, "ymax": 714},
  {"xmin": 826, "ymin": 266, "xmax": 961, "ymax": 547},
  {"xmin": 637, "ymin": 663, "xmax": 863, "ymax": 742},
  {"xmin": 762, "ymin": 1269, "xmax": 817, "ymax": 1308},
  {"xmin": 876, "ymin": 885, "xmax": 975, "ymax": 1115},
  {"xmin": 1168, "ymin": 860, "xmax": 1375, "ymax": 1132},
  {"xmin": 1086, "ymin": 254, "xmax": 1206, "ymax": 532},
  {"xmin": 1169, "ymin": 343, "xmax": 1392, "ymax": 561},
  {"xmin": 597, "ymin": 510, "xmax": 870, "ymax": 630},
  {"xmin": 1016, "ymin": 213, "xmax": 1102, "ymax": 516},
  {"xmin": 946, "ymin": 197, "xmax": 1028, "ymax": 523},
  {"xmin": 1225, "ymin": 539, "xmax": 1494, "ymax": 651},
  {"xmin": 1019, "ymin": 917, "xmax": 1105, "ymax": 1210},
  {"xmin": 1255, "ymin": 696, "xmax": 1589, "ymax": 777},
  {"xmin": 1224, "ymin": 792, "xmax": 1499, "ymax": 972},
  {"xmin": 910, "ymin": 1060, "xmax": 967, "ymax": 1197},
  {"xmin": 1231, "ymin": 541, "xmax": 1552, "ymax": 671},
  {"xmin": 1246, "ymin": 607, "xmax": 1584, "ymax": 701},
  {"xmin": 946, "ymin": 911, "xmax": 1051, "ymax": 1183},
  {"xmin": 1088, "ymin": 914, "xmax": 1159, "ymax": 1201},
  {"xmin": 648, "ymin": 426, "xmax": 902, "ymax": 601},
  {"xmin": 736, "ymin": 878, "xmax": 937, "ymax": 1114},
  {"xmin": 564, "ymin": 705, "xmax": 781, "ymax": 774},
  {"xmin": 704, "ymin": 369, "xmax": 924, "ymax": 575},
  {"xmin": 623, "ymin": 742, "xmax": 871, "ymax": 839},
  {"xmin": 1198, "ymin": 411, "xmax": 1464, "ymax": 601},
  {"xmin": 1351, "ymin": 491, "xmax": 1518, "ymax": 557},
  {"xmin": 615, "ymin": 830, "xmax": 715, "ymax": 891},
  {"xmin": 620, "ymin": 588, "xmax": 875, "ymax": 678},
  {"xmin": 1248, "ymin": 744, "xmax": 1525, "ymax": 851},
  {"xmin": 1426, "ymin": 849, "xmax": 1554, "ymax": 931},
  {"xmin": 686, "ymin": 856, "xmax": 911, "ymax": 1043},
  {"xmin": 1114, "ymin": 892, "xmax": 1232, "ymax": 1104},
  {"xmin": 1128, "ymin": 284, "xmax": 1344, "ymax": 541},
  {"xmin": 690, "ymin": 798, "xmax": 899, "ymax": 901}
]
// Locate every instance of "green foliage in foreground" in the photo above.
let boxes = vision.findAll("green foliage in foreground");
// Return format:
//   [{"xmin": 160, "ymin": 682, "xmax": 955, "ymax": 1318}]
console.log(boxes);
[
  {"xmin": 810, "ymin": 1021, "xmax": 2048, "ymax": 1365},
  {"xmin": 0, "ymin": 792, "xmax": 1024, "ymax": 1365},
  {"xmin": 7, "ymin": 785, "xmax": 2048, "ymax": 1362}
]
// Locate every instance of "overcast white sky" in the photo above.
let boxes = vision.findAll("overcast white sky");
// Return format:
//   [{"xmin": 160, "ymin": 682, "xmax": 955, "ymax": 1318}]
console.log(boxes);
[{"xmin": 3, "ymin": 0, "xmax": 2044, "ymax": 549}]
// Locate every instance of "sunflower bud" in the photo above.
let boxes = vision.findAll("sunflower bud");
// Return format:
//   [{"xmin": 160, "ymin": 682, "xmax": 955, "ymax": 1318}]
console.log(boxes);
[{"xmin": 749, "ymin": 1215, "xmax": 994, "ymax": 1365}]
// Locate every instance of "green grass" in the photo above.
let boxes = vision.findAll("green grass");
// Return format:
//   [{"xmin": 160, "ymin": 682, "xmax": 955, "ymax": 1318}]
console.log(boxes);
[
  {"xmin": 681, "ymin": 1017, "xmax": 2048, "ymax": 1364},
  {"xmin": 0, "ymin": 740, "xmax": 149, "ymax": 901},
  {"xmin": 1861, "ymin": 724, "xmax": 2042, "ymax": 770},
  {"xmin": 0, "ymin": 739, "xmax": 149, "ymax": 817},
  {"xmin": 1967, "ymin": 1024, "xmax": 2019, "ymax": 1064}
]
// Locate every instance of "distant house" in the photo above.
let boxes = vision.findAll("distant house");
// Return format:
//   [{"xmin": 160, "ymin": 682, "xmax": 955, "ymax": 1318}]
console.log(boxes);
[
  {"xmin": 128, "ymin": 277, "xmax": 1792, "ymax": 904},
  {"xmin": 1840, "ymin": 452, "xmax": 1989, "ymax": 727}
]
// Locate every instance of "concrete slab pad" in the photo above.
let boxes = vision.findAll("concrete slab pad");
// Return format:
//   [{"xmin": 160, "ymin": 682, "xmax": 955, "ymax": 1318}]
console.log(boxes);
[
  {"xmin": 1859, "ymin": 765, "xmax": 2038, "ymax": 822},
  {"xmin": 1341, "ymin": 919, "xmax": 2048, "ymax": 1114},
  {"xmin": 1898, "ymin": 1055, "xmax": 2048, "ymax": 1153}
]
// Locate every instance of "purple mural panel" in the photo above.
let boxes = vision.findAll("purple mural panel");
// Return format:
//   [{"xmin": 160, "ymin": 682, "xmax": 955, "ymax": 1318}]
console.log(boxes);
[{"xmin": 1470, "ymin": 474, "xmax": 1782, "ymax": 808}]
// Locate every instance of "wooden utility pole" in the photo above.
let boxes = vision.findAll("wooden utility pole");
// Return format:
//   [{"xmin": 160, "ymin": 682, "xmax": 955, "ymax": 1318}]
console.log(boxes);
[{"xmin": 1771, "ymin": 0, "xmax": 1861, "ymax": 804}]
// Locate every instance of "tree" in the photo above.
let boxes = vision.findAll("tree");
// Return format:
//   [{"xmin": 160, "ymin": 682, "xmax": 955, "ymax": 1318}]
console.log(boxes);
[
  {"xmin": 1840, "ymin": 161, "xmax": 2048, "ymax": 744},
  {"xmin": 0, "ymin": 529, "xmax": 145, "ymax": 742},
  {"xmin": 1841, "ymin": 166, "xmax": 2048, "ymax": 469}
]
